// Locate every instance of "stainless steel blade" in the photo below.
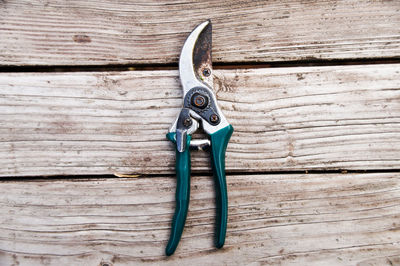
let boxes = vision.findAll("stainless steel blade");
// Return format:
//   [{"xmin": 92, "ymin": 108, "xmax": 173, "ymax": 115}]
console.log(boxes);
[{"xmin": 179, "ymin": 20, "xmax": 212, "ymax": 97}]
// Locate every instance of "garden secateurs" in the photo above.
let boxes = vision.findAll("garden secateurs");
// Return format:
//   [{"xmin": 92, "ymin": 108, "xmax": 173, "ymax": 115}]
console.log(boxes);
[{"xmin": 166, "ymin": 20, "xmax": 234, "ymax": 256}]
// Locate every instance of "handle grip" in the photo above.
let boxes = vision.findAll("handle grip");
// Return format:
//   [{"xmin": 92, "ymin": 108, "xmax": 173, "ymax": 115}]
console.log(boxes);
[
  {"xmin": 165, "ymin": 132, "xmax": 191, "ymax": 256},
  {"xmin": 210, "ymin": 125, "xmax": 234, "ymax": 248}
]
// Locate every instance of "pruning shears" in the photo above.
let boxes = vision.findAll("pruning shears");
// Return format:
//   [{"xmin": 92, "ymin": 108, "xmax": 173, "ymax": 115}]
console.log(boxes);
[{"xmin": 166, "ymin": 20, "xmax": 233, "ymax": 256}]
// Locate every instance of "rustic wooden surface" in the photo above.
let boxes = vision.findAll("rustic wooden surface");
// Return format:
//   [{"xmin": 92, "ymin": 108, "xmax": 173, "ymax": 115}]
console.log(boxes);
[
  {"xmin": 0, "ymin": 0, "xmax": 399, "ymax": 65},
  {"xmin": 1, "ymin": 1, "xmax": 400, "ymax": 265},
  {"xmin": 1, "ymin": 64, "xmax": 399, "ymax": 177},
  {"xmin": 0, "ymin": 173, "xmax": 399, "ymax": 265}
]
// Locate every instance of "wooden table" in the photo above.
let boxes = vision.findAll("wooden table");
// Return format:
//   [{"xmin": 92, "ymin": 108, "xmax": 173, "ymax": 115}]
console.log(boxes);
[{"xmin": 1, "ymin": 1, "xmax": 400, "ymax": 265}]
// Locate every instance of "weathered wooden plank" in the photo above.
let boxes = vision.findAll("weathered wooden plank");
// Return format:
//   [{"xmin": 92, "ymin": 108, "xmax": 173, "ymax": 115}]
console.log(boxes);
[
  {"xmin": 0, "ymin": 0, "xmax": 399, "ymax": 66},
  {"xmin": 1, "ymin": 64, "xmax": 400, "ymax": 177},
  {"xmin": 0, "ymin": 173, "xmax": 399, "ymax": 265}
]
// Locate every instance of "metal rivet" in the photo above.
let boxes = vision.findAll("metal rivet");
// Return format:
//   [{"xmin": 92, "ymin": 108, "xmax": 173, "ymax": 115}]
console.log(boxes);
[
  {"xmin": 202, "ymin": 68, "xmax": 211, "ymax": 77},
  {"xmin": 183, "ymin": 118, "xmax": 192, "ymax": 127},
  {"xmin": 210, "ymin": 114, "xmax": 219, "ymax": 123}
]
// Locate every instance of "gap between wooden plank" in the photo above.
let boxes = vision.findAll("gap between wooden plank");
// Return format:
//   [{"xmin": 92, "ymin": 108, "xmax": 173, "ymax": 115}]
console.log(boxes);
[
  {"xmin": 1, "ymin": 169, "xmax": 400, "ymax": 182},
  {"xmin": 0, "ymin": 58, "xmax": 399, "ymax": 73}
]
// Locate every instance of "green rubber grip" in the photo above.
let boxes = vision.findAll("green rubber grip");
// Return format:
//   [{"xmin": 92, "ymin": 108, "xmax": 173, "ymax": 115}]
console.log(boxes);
[
  {"xmin": 165, "ymin": 132, "xmax": 191, "ymax": 256},
  {"xmin": 210, "ymin": 125, "xmax": 234, "ymax": 248}
]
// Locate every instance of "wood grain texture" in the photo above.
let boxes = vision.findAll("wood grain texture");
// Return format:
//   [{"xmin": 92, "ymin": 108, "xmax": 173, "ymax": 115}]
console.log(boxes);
[
  {"xmin": 1, "ymin": 64, "xmax": 400, "ymax": 177},
  {"xmin": 0, "ymin": 0, "xmax": 399, "ymax": 66},
  {"xmin": 0, "ymin": 173, "xmax": 399, "ymax": 265}
]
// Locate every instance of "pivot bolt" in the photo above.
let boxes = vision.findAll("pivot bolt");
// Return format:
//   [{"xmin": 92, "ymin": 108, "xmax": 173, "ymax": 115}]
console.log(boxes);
[{"xmin": 191, "ymin": 93, "xmax": 208, "ymax": 109}]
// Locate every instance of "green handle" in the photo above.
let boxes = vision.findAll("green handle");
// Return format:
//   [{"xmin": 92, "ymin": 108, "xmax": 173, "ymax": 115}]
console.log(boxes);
[
  {"xmin": 210, "ymin": 124, "xmax": 234, "ymax": 248},
  {"xmin": 165, "ymin": 132, "xmax": 191, "ymax": 256}
]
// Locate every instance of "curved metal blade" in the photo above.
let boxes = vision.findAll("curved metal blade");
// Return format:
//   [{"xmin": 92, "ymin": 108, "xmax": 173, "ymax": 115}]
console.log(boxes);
[{"xmin": 179, "ymin": 20, "xmax": 213, "ymax": 96}]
